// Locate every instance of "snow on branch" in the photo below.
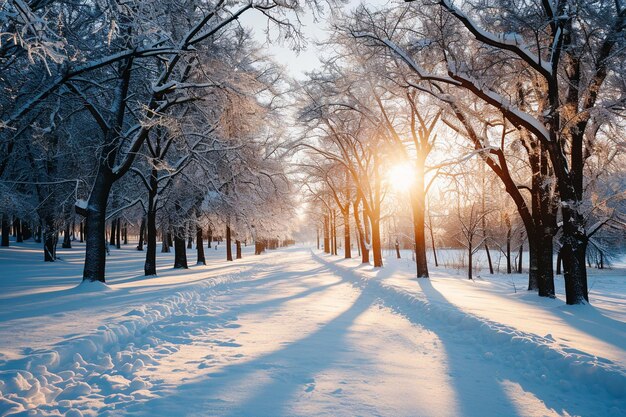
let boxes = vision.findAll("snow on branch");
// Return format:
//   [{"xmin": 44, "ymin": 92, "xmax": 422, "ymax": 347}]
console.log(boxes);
[{"xmin": 437, "ymin": 0, "xmax": 552, "ymax": 79}]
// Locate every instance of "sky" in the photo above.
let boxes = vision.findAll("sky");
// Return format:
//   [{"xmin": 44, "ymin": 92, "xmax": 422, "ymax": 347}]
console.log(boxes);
[{"xmin": 238, "ymin": 0, "xmax": 392, "ymax": 79}]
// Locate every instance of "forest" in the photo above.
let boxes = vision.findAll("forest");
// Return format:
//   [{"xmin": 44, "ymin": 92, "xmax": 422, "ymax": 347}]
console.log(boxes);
[{"xmin": 0, "ymin": 0, "xmax": 625, "ymax": 416}]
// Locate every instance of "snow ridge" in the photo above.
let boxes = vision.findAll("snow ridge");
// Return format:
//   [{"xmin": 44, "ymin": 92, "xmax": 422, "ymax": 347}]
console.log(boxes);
[{"xmin": 0, "ymin": 274, "xmax": 238, "ymax": 417}]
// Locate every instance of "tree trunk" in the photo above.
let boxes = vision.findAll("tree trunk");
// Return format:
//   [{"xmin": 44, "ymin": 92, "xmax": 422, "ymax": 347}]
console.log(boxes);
[
  {"xmin": 538, "ymin": 233, "xmax": 556, "ymax": 297},
  {"xmin": 411, "ymin": 159, "xmax": 429, "ymax": 277},
  {"xmin": 332, "ymin": 210, "xmax": 337, "ymax": 255},
  {"xmin": 79, "ymin": 221, "xmax": 84, "ymax": 243},
  {"xmin": 15, "ymin": 218, "xmax": 23, "ymax": 243},
  {"xmin": 123, "ymin": 222, "xmax": 128, "ymax": 245},
  {"xmin": 518, "ymin": 243, "xmax": 523, "ymax": 273},
  {"xmin": 137, "ymin": 217, "xmax": 145, "ymax": 250},
  {"xmin": 144, "ymin": 212, "xmax": 157, "ymax": 275},
  {"xmin": 353, "ymin": 201, "xmax": 368, "ymax": 264},
  {"xmin": 62, "ymin": 222, "xmax": 71, "ymax": 248},
  {"xmin": 226, "ymin": 225, "xmax": 233, "ymax": 261},
  {"xmin": 196, "ymin": 226, "xmax": 206, "ymax": 265},
  {"xmin": 115, "ymin": 218, "xmax": 121, "ymax": 249},
  {"xmin": 43, "ymin": 216, "xmax": 56, "ymax": 262},
  {"xmin": 161, "ymin": 227, "xmax": 170, "ymax": 253},
  {"xmin": 323, "ymin": 214, "xmax": 330, "ymax": 254},
  {"xmin": 236, "ymin": 240, "xmax": 242, "ymax": 259},
  {"xmin": 528, "ymin": 237, "xmax": 539, "ymax": 290},
  {"xmin": 370, "ymin": 216, "xmax": 383, "ymax": 267},
  {"xmin": 174, "ymin": 234, "xmax": 188, "ymax": 269},
  {"xmin": 1, "ymin": 214, "xmax": 10, "ymax": 247},
  {"xmin": 560, "ymin": 208, "xmax": 589, "ymax": 304},
  {"xmin": 109, "ymin": 218, "xmax": 117, "ymax": 247},
  {"xmin": 484, "ymin": 243, "xmax": 493, "ymax": 274},
  {"xmin": 207, "ymin": 226, "xmax": 212, "ymax": 248},
  {"xmin": 81, "ymin": 171, "xmax": 114, "ymax": 282},
  {"xmin": 468, "ymin": 243, "xmax": 473, "ymax": 280},
  {"xmin": 343, "ymin": 208, "xmax": 351, "ymax": 259},
  {"xmin": 428, "ymin": 211, "xmax": 438, "ymax": 267}
]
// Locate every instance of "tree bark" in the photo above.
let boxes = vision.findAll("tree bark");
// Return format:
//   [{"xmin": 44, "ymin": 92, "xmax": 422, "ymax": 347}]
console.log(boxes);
[
  {"xmin": 43, "ymin": 216, "xmax": 56, "ymax": 262},
  {"xmin": 137, "ymin": 217, "xmax": 145, "ymax": 251},
  {"xmin": 353, "ymin": 201, "xmax": 369, "ymax": 264},
  {"xmin": 15, "ymin": 218, "xmax": 23, "ymax": 243},
  {"xmin": 173, "ymin": 234, "xmax": 188, "ymax": 268},
  {"xmin": 207, "ymin": 226, "xmax": 212, "ymax": 248},
  {"xmin": 1, "ymin": 214, "xmax": 10, "ymax": 247},
  {"xmin": 226, "ymin": 225, "xmax": 233, "ymax": 261},
  {"xmin": 323, "ymin": 214, "xmax": 330, "ymax": 254},
  {"xmin": 62, "ymin": 222, "xmax": 71, "ymax": 248},
  {"xmin": 236, "ymin": 239, "xmax": 242, "ymax": 259},
  {"xmin": 81, "ymin": 170, "xmax": 114, "ymax": 282},
  {"xmin": 196, "ymin": 226, "xmax": 206, "ymax": 265},
  {"xmin": 343, "ymin": 208, "xmax": 351, "ymax": 259},
  {"xmin": 115, "ymin": 218, "xmax": 121, "ymax": 249},
  {"xmin": 370, "ymin": 215, "xmax": 383, "ymax": 267},
  {"xmin": 411, "ymin": 158, "xmax": 429, "ymax": 277}
]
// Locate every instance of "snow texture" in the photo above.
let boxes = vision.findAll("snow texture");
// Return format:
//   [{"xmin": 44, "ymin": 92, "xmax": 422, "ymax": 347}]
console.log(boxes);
[{"xmin": 0, "ymin": 240, "xmax": 624, "ymax": 416}]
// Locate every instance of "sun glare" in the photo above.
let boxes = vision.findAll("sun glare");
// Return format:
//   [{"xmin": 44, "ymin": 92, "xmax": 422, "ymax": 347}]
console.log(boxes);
[{"xmin": 387, "ymin": 162, "xmax": 416, "ymax": 193}]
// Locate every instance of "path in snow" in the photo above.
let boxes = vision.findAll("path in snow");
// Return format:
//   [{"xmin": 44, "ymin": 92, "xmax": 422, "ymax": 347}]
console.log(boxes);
[{"xmin": 0, "ymin": 246, "xmax": 624, "ymax": 417}]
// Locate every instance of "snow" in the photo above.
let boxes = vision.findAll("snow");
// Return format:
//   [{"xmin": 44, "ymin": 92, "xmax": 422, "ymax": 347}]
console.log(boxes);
[{"xmin": 0, "ymin": 240, "xmax": 624, "ymax": 416}]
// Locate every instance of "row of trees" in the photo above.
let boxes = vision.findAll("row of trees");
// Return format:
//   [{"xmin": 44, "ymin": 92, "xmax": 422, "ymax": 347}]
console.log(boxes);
[
  {"xmin": 300, "ymin": 0, "xmax": 625, "ymax": 305},
  {"xmin": 1, "ymin": 0, "xmax": 309, "ymax": 280}
]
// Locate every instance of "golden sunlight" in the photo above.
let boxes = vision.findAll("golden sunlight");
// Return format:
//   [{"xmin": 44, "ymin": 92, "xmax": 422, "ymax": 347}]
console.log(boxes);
[{"xmin": 386, "ymin": 162, "xmax": 416, "ymax": 193}]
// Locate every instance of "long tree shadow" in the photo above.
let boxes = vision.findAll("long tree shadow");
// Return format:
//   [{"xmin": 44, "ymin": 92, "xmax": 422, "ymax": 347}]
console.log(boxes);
[
  {"xmin": 413, "ymin": 278, "xmax": 616, "ymax": 417},
  {"xmin": 126, "ymin": 281, "xmax": 375, "ymax": 417}
]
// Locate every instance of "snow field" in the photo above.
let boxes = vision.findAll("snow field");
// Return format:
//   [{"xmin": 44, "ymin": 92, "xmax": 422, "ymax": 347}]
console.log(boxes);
[
  {"xmin": 312, "ymin": 251, "xmax": 626, "ymax": 416},
  {"xmin": 0, "ymin": 243, "xmax": 624, "ymax": 416}
]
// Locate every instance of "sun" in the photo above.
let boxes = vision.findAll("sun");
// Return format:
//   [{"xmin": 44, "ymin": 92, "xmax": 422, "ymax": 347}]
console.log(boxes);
[{"xmin": 386, "ymin": 162, "xmax": 416, "ymax": 193}]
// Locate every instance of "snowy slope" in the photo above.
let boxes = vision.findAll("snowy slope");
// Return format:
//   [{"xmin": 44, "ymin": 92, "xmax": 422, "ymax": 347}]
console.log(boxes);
[{"xmin": 0, "ymin": 241, "xmax": 624, "ymax": 417}]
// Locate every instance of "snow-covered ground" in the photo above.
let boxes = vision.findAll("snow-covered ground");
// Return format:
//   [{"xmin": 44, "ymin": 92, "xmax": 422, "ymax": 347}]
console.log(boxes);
[{"xmin": 0, "ymin": 240, "xmax": 624, "ymax": 417}]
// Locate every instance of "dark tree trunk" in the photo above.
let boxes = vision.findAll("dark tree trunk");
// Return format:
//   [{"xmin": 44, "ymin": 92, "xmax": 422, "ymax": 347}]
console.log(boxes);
[
  {"xmin": 62, "ymin": 222, "xmax": 71, "ymax": 248},
  {"xmin": 79, "ymin": 221, "xmax": 84, "ymax": 243},
  {"xmin": 411, "ymin": 158, "xmax": 429, "ymax": 277},
  {"xmin": 43, "ymin": 216, "xmax": 56, "ymax": 262},
  {"xmin": 81, "ymin": 170, "xmax": 114, "ymax": 282},
  {"xmin": 109, "ymin": 218, "xmax": 117, "ymax": 247},
  {"xmin": 187, "ymin": 223, "xmax": 193, "ymax": 249},
  {"xmin": 428, "ymin": 212, "xmax": 438, "ymax": 267},
  {"xmin": 137, "ymin": 217, "xmax": 145, "ymax": 251},
  {"xmin": 161, "ymin": 227, "xmax": 170, "ymax": 253},
  {"xmin": 173, "ymin": 235, "xmax": 188, "ymax": 268},
  {"xmin": 395, "ymin": 240, "xmax": 401, "ymax": 259},
  {"xmin": 1, "ymin": 214, "xmax": 10, "ymax": 247},
  {"xmin": 115, "ymin": 218, "xmax": 121, "ymax": 249},
  {"xmin": 485, "ymin": 243, "xmax": 493, "ymax": 274},
  {"xmin": 123, "ymin": 222, "xmax": 128, "ymax": 245},
  {"xmin": 35, "ymin": 225, "xmax": 42, "ymax": 243},
  {"xmin": 226, "ymin": 225, "xmax": 233, "ymax": 261},
  {"xmin": 528, "ymin": 237, "xmax": 540, "ymax": 291},
  {"xmin": 144, "ymin": 205, "xmax": 157, "ymax": 274},
  {"xmin": 539, "ymin": 234, "xmax": 556, "ymax": 297},
  {"xmin": 353, "ymin": 201, "xmax": 368, "ymax": 264},
  {"xmin": 15, "ymin": 218, "xmax": 23, "ymax": 243},
  {"xmin": 207, "ymin": 227, "xmax": 212, "ymax": 248},
  {"xmin": 370, "ymin": 216, "xmax": 383, "ymax": 267},
  {"xmin": 560, "ymin": 208, "xmax": 589, "ymax": 304},
  {"xmin": 236, "ymin": 240, "xmax": 242, "ymax": 259},
  {"xmin": 196, "ymin": 226, "xmax": 206, "ymax": 265},
  {"xmin": 518, "ymin": 243, "xmax": 523, "ymax": 273},
  {"xmin": 556, "ymin": 249, "xmax": 562, "ymax": 275}
]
